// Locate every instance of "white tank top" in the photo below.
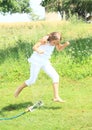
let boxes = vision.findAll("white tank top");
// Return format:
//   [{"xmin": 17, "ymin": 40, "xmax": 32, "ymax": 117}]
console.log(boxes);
[{"xmin": 28, "ymin": 42, "xmax": 55, "ymax": 64}]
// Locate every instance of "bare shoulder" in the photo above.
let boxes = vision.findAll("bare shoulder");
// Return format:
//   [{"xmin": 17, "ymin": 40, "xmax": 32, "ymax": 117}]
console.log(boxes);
[
  {"xmin": 39, "ymin": 35, "xmax": 49, "ymax": 44},
  {"xmin": 33, "ymin": 35, "xmax": 49, "ymax": 50}
]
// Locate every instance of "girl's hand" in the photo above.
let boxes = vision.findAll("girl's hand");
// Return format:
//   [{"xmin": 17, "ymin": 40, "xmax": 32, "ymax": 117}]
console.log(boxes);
[
  {"xmin": 37, "ymin": 50, "xmax": 44, "ymax": 54},
  {"xmin": 65, "ymin": 41, "xmax": 70, "ymax": 46}
]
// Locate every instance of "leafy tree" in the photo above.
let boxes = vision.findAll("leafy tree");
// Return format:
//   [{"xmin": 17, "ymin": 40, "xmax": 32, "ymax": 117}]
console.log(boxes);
[
  {"xmin": 41, "ymin": 0, "xmax": 92, "ymax": 19},
  {"xmin": 0, "ymin": 0, "xmax": 32, "ymax": 14},
  {"xmin": 64, "ymin": 0, "xmax": 92, "ymax": 18},
  {"xmin": 41, "ymin": 0, "xmax": 60, "ymax": 12}
]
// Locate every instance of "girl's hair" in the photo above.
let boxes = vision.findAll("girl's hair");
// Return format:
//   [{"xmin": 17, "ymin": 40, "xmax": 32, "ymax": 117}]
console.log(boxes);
[{"xmin": 47, "ymin": 32, "xmax": 62, "ymax": 41}]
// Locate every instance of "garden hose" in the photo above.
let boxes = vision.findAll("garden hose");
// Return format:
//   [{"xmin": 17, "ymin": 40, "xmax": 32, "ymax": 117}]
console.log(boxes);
[{"xmin": 0, "ymin": 100, "xmax": 43, "ymax": 120}]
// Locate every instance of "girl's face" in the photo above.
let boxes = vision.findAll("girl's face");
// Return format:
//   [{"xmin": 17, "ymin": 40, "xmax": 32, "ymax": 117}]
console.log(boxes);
[{"xmin": 50, "ymin": 39, "xmax": 60, "ymax": 46}]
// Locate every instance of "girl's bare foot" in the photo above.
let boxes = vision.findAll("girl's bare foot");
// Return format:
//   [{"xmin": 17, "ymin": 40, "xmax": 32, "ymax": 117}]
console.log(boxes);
[{"xmin": 53, "ymin": 97, "xmax": 65, "ymax": 103}]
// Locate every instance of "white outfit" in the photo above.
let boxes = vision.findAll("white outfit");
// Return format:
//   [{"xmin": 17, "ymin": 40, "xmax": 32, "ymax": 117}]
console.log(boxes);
[{"xmin": 25, "ymin": 42, "xmax": 59, "ymax": 86}]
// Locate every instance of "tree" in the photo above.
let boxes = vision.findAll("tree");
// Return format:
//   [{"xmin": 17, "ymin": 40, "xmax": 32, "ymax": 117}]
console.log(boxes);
[
  {"xmin": 41, "ymin": 0, "xmax": 92, "ymax": 19},
  {"xmin": 0, "ymin": 0, "xmax": 32, "ymax": 14},
  {"xmin": 63, "ymin": 0, "xmax": 92, "ymax": 18},
  {"xmin": 41, "ymin": 0, "xmax": 64, "ymax": 19},
  {"xmin": 41, "ymin": 0, "xmax": 60, "ymax": 12}
]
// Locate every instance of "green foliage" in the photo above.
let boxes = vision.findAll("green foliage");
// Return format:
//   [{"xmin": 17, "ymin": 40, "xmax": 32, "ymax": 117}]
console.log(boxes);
[
  {"xmin": 0, "ymin": 0, "xmax": 32, "ymax": 14},
  {"xmin": 41, "ymin": 0, "xmax": 92, "ymax": 19},
  {"xmin": 0, "ymin": 21, "xmax": 92, "ymax": 82},
  {"xmin": 41, "ymin": 0, "xmax": 61, "ymax": 12},
  {"xmin": 52, "ymin": 33, "xmax": 92, "ymax": 79},
  {"xmin": 67, "ymin": 0, "xmax": 92, "ymax": 18}
]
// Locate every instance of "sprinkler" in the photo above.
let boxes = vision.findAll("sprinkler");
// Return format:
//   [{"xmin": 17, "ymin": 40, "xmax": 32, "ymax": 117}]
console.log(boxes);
[{"xmin": 0, "ymin": 101, "xmax": 43, "ymax": 120}]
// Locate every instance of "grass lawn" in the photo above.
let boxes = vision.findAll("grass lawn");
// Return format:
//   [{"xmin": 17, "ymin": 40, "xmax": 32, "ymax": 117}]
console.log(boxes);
[
  {"xmin": 0, "ymin": 21, "xmax": 92, "ymax": 130},
  {"xmin": 0, "ymin": 77, "xmax": 92, "ymax": 130}
]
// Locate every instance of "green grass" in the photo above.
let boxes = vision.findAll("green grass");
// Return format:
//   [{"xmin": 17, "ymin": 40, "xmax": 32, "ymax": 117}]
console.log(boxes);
[
  {"xmin": 0, "ymin": 21, "xmax": 92, "ymax": 79},
  {"xmin": 0, "ymin": 21, "xmax": 92, "ymax": 130},
  {"xmin": 0, "ymin": 77, "xmax": 92, "ymax": 130}
]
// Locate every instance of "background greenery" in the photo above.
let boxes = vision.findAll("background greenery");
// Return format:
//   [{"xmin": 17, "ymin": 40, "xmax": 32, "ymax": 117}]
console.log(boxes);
[
  {"xmin": 0, "ymin": 0, "xmax": 31, "ymax": 14},
  {"xmin": 0, "ymin": 20, "xmax": 92, "ymax": 130},
  {"xmin": 0, "ymin": 20, "xmax": 92, "ymax": 81},
  {"xmin": 41, "ymin": 0, "xmax": 92, "ymax": 20}
]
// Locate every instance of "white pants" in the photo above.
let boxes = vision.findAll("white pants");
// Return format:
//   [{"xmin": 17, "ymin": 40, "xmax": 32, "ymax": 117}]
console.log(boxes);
[{"xmin": 25, "ymin": 61, "xmax": 59, "ymax": 86}]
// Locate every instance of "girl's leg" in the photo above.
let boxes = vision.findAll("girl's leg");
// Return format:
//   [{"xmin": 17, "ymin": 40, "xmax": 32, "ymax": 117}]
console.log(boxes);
[
  {"xmin": 53, "ymin": 83, "xmax": 65, "ymax": 102},
  {"xmin": 14, "ymin": 82, "xmax": 27, "ymax": 97},
  {"xmin": 42, "ymin": 62, "xmax": 65, "ymax": 102},
  {"xmin": 14, "ymin": 63, "xmax": 41, "ymax": 97}
]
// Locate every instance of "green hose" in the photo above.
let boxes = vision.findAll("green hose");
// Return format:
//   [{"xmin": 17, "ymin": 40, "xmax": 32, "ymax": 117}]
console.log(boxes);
[
  {"xmin": 0, "ymin": 111, "xmax": 26, "ymax": 120},
  {"xmin": 0, "ymin": 100, "xmax": 43, "ymax": 121}
]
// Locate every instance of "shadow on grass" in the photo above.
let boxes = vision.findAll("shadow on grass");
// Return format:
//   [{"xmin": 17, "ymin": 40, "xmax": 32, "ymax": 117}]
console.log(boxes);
[
  {"xmin": 0, "ymin": 102, "xmax": 62, "ymax": 117},
  {"xmin": 0, "ymin": 102, "xmax": 33, "ymax": 116},
  {"xmin": 0, "ymin": 39, "xmax": 34, "ymax": 64},
  {"xmin": 54, "ymin": 37, "xmax": 92, "ymax": 62},
  {"xmin": 66, "ymin": 37, "xmax": 92, "ymax": 62},
  {"xmin": 0, "ymin": 37, "xmax": 92, "ymax": 65},
  {"xmin": 42, "ymin": 106, "xmax": 62, "ymax": 110}
]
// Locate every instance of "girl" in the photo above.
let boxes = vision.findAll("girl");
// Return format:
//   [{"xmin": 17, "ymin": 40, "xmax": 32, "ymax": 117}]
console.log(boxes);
[{"xmin": 14, "ymin": 32, "xmax": 70, "ymax": 102}]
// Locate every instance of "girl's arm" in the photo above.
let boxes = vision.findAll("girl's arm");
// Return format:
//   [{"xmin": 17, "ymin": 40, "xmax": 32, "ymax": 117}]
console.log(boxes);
[
  {"xmin": 32, "ymin": 35, "xmax": 49, "ymax": 54},
  {"xmin": 56, "ymin": 41, "xmax": 70, "ymax": 51}
]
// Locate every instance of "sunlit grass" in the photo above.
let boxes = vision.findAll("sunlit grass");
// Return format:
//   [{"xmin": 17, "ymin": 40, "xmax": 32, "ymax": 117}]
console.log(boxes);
[
  {"xmin": 0, "ymin": 77, "xmax": 92, "ymax": 130},
  {"xmin": 0, "ymin": 21, "xmax": 92, "ymax": 130},
  {"xmin": 0, "ymin": 21, "xmax": 92, "ymax": 79}
]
